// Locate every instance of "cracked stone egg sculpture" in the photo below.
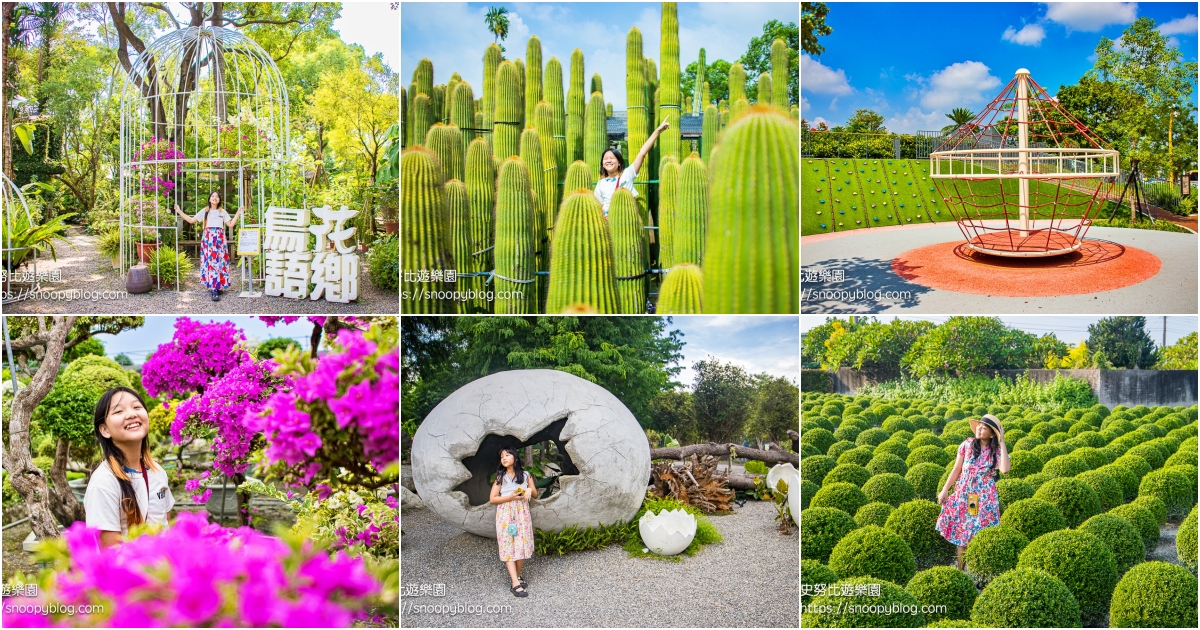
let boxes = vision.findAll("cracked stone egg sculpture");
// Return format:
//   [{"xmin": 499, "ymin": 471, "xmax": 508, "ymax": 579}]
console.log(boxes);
[
  {"xmin": 639, "ymin": 508, "xmax": 697, "ymax": 555},
  {"xmin": 410, "ymin": 369, "xmax": 650, "ymax": 538}
]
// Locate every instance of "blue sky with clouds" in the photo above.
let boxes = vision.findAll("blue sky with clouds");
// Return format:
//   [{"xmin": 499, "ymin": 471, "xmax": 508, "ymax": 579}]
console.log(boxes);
[
  {"xmin": 401, "ymin": 2, "xmax": 799, "ymax": 106},
  {"xmin": 801, "ymin": 316, "xmax": 1198, "ymax": 349},
  {"xmin": 802, "ymin": 2, "xmax": 1198, "ymax": 133},
  {"xmin": 667, "ymin": 316, "xmax": 799, "ymax": 388}
]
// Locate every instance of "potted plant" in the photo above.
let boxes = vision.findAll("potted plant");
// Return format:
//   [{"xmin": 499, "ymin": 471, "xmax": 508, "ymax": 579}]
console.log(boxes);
[{"xmin": 97, "ymin": 229, "xmax": 122, "ymax": 268}]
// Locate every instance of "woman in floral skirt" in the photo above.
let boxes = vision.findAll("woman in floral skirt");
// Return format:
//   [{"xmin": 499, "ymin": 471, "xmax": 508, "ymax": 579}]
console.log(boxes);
[
  {"xmin": 936, "ymin": 414, "xmax": 1009, "ymax": 570},
  {"xmin": 174, "ymin": 191, "xmax": 243, "ymax": 301},
  {"xmin": 489, "ymin": 446, "xmax": 537, "ymax": 597}
]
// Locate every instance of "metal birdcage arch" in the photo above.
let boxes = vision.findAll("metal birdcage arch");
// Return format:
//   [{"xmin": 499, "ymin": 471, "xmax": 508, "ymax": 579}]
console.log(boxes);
[
  {"xmin": 119, "ymin": 25, "xmax": 294, "ymax": 292},
  {"xmin": 2, "ymin": 173, "xmax": 41, "ymax": 303}
]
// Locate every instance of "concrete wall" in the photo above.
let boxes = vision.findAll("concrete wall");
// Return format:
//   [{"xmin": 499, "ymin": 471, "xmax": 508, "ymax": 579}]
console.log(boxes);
[{"xmin": 828, "ymin": 368, "xmax": 1198, "ymax": 408}]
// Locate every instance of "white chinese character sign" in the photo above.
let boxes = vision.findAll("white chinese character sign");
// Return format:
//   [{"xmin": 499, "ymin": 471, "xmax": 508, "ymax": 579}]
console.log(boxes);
[{"xmin": 263, "ymin": 205, "xmax": 359, "ymax": 303}]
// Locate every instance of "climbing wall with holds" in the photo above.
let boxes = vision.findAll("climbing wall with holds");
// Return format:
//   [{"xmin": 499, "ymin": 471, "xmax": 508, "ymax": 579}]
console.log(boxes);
[
  {"xmin": 801, "ymin": 159, "xmax": 834, "ymax": 235},
  {"xmin": 803, "ymin": 159, "xmax": 955, "ymax": 235},
  {"xmin": 855, "ymin": 159, "xmax": 901, "ymax": 228}
]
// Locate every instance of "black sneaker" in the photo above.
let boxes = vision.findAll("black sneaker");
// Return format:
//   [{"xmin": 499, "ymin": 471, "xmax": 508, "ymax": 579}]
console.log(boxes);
[{"xmin": 211, "ymin": 289, "xmax": 219, "ymax": 301}]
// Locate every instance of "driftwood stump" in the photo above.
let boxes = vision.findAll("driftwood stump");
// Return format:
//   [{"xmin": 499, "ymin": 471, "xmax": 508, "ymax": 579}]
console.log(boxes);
[{"xmin": 648, "ymin": 455, "xmax": 735, "ymax": 513}]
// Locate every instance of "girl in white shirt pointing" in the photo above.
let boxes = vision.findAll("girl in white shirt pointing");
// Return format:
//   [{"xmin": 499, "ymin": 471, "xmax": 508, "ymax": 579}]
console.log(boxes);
[
  {"xmin": 593, "ymin": 120, "xmax": 670, "ymax": 217},
  {"xmin": 173, "ymin": 190, "xmax": 244, "ymax": 302}
]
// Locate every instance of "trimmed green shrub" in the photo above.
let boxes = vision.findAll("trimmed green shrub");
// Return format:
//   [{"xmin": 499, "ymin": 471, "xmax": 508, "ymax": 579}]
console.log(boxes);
[
  {"xmin": 875, "ymin": 438, "xmax": 912, "ymax": 461},
  {"xmin": 801, "ymin": 507, "xmax": 859, "ymax": 563},
  {"xmin": 826, "ymin": 440, "xmax": 858, "ymax": 462},
  {"xmin": 1125, "ymin": 443, "xmax": 1165, "ymax": 469},
  {"xmin": 1113, "ymin": 453, "xmax": 1153, "ymax": 481},
  {"xmin": 963, "ymin": 525, "xmax": 1029, "ymax": 583},
  {"xmin": 1108, "ymin": 561, "xmax": 1198, "ymax": 628},
  {"xmin": 803, "ymin": 417, "xmax": 835, "ymax": 433},
  {"xmin": 1017, "ymin": 529, "xmax": 1117, "ymax": 622},
  {"xmin": 802, "ymin": 455, "xmax": 837, "ymax": 485},
  {"xmin": 1005, "ymin": 450, "xmax": 1044, "ymax": 479},
  {"xmin": 970, "ymin": 567, "xmax": 1081, "ymax": 628},
  {"xmin": 854, "ymin": 501, "xmax": 895, "ymax": 528},
  {"xmin": 856, "ymin": 427, "xmax": 891, "ymax": 448},
  {"xmin": 867, "ymin": 453, "xmax": 908, "ymax": 476},
  {"xmin": 885, "ymin": 499, "xmax": 955, "ymax": 568},
  {"xmin": 823, "ymin": 463, "xmax": 871, "ymax": 488},
  {"xmin": 838, "ymin": 446, "xmax": 875, "ymax": 467},
  {"xmin": 801, "ymin": 444, "xmax": 821, "ymax": 459},
  {"xmin": 1076, "ymin": 469, "xmax": 1124, "ymax": 512},
  {"xmin": 1023, "ymin": 471, "xmax": 1055, "ymax": 491},
  {"xmin": 1178, "ymin": 504, "xmax": 1196, "ymax": 570},
  {"xmin": 1072, "ymin": 446, "xmax": 1110, "ymax": 468},
  {"xmin": 800, "ymin": 559, "xmax": 840, "ymax": 604},
  {"xmin": 810, "ymin": 482, "xmax": 869, "ymax": 517},
  {"xmin": 999, "ymin": 498, "xmax": 1067, "ymax": 543},
  {"xmin": 905, "ymin": 566, "xmax": 976, "ymax": 622},
  {"xmin": 1014, "ymin": 435, "xmax": 1045, "ymax": 452},
  {"xmin": 863, "ymin": 473, "xmax": 916, "ymax": 508},
  {"xmin": 1079, "ymin": 513, "xmax": 1146, "ymax": 576},
  {"xmin": 802, "ymin": 576, "xmax": 925, "ymax": 628},
  {"xmin": 922, "ymin": 620, "xmax": 978, "ymax": 628},
  {"xmin": 828, "ymin": 525, "xmax": 917, "ymax": 586},
  {"xmin": 907, "ymin": 462, "xmax": 944, "ymax": 501},
  {"xmin": 1138, "ymin": 466, "xmax": 1196, "ymax": 519},
  {"xmin": 1130, "ymin": 494, "xmax": 1168, "ymax": 527},
  {"xmin": 1164, "ymin": 448, "xmax": 1198, "ymax": 468},
  {"xmin": 1042, "ymin": 454, "xmax": 1090, "ymax": 479},
  {"xmin": 996, "ymin": 478, "xmax": 1035, "ymax": 514},
  {"xmin": 834, "ymin": 419, "xmax": 867, "ymax": 443},
  {"xmin": 1098, "ymin": 464, "xmax": 1140, "ymax": 503},
  {"xmin": 1108, "ymin": 503, "xmax": 1160, "ymax": 552},
  {"xmin": 1034, "ymin": 477, "xmax": 1102, "ymax": 528},
  {"xmin": 883, "ymin": 415, "xmax": 915, "ymax": 434},
  {"xmin": 801, "ymin": 480, "xmax": 819, "ymax": 511},
  {"xmin": 803, "ymin": 428, "xmax": 837, "ymax": 455},
  {"xmin": 907, "ymin": 445, "xmax": 952, "ymax": 468},
  {"xmin": 909, "ymin": 433, "xmax": 946, "ymax": 450},
  {"xmin": 1031, "ymin": 443, "xmax": 1066, "ymax": 463}
]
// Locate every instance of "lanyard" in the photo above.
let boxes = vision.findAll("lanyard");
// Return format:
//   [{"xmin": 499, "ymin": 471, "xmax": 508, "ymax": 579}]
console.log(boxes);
[{"xmin": 123, "ymin": 459, "xmax": 151, "ymax": 498}]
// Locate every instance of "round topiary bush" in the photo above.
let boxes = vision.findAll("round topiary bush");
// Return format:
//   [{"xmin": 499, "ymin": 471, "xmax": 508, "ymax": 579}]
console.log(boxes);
[
  {"xmin": 1138, "ymin": 466, "xmax": 1196, "ymax": 519},
  {"xmin": 866, "ymin": 453, "xmax": 908, "ymax": 476},
  {"xmin": 963, "ymin": 525, "xmax": 1029, "ymax": 583},
  {"xmin": 999, "ymin": 498, "xmax": 1067, "ymax": 544},
  {"xmin": 1164, "ymin": 447, "xmax": 1198, "ymax": 468},
  {"xmin": 800, "ymin": 559, "xmax": 840, "ymax": 604},
  {"xmin": 1078, "ymin": 513, "xmax": 1146, "ymax": 576},
  {"xmin": 1033, "ymin": 477, "xmax": 1102, "ymax": 528},
  {"xmin": 1072, "ymin": 445, "xmax": 1110, "ymax": 468},
  {"xmin": 802, "ymin": 455, "xmax": 837, "ymax": 486},
  {"xmin": 904, "ymin": 566, "xmax": 976, "ymax": 623},
  {"xmin": 1022, "ymin": 471, "xmax": 1055, "ymax": 491},
  {"xmin": 1014, "ymin": 435, "xmax": 1045, "ymax": 452},
  {"xmin": 801, "ymin": 507, "xmax": 859, "ymax": 564},
  {"xmin": 907, "ymin": 444, "xmax": 952, "ymax": 468},
  {"xmin": 1076, "ymin": 468, "xmax": 1124, "ymax": 512},
  {"xmin": 826, "ymin": 440, "xmax": 858, "ymax": 462},
  {"xmin": 854, "ymin": 501, "xmax": 895, "ymax": 528},
  {"xmin": 802, "ymin": 428, "xmax": 837, "ymax": 455},
  {"xmin": 970, "ymin": 567, "xmax": 1081, "ymax": 628},
  {"xmin": 810, "ymin": 482, "xmax": 869, "ymax": 517},
  {"xmin": 1109, "ymin": 561, "xmax": 1198, "ymax": 628},
  {"xmin": 1005, "ymin": 450, "xmax": 1043, "ymax": 479},
  {"xmin": 1041, "ymin": 454, "xmax": 1090, "ymax": 479},
  {"xmin": 1031, "ymin": 443, "xmax": 1066, "ymax": 464},
  {"xmin": 834, "ymin": 419, "xmax": 867, "ymax": 443},
  {"xmin": 801, "ymin": 479, "xmax": 819, "ymax": 511},
  {"xmin": 1097, "ymin": 463, "xmax": 1140, "ymax": 503},
  {"xmin": 837, "ymin": 446, "xmax": 875, "ymax": 467},
  {"xmin": 1125, "ymin": 443, "xmax": 1165, "ymax": 469},
  {"xmin": 857, "ymin": 427, "xmax": 891, "ymax": 448},
  {"xmin": 908, "ymin": 433, "xmax": 945, "ymax": 450},
  {"xmin": 1113, "ymin": 453, "xmax": 1153, "ymax": 481},
  {"xmin": 996, "ymin": 478, "xmax": 1035, "ymax": 514},
  {"xmin": 906, "ymin": 462, "xmax": 944, "ymax": 501},
  {"xmin": 1130, "ymin": 494, "xmax": 1168, "ymax": 527},
  {"xmin": 1016, "ymin": 528, "xmax": 1118, "ymax": 622},
  {"xmin": 885, "ymin": 499, "xmax": 955, "ymax": 568},
  {"xmin": 1108, "ymin": 503, "xmax": 1160, "ymax": 551},
  {"xmin": 801, "ymin": 576, "xmax": 925, "ymax": 628},
  {"xmin": 828, "ymin": 525, "xmax": 917, "ymax": 586},
  {"xmin": 1178, "ymin": 504, "xmax": 1197, "ymax": 570},
  {"xmin": 822, "ymin": 463, "xmax": 871, "ymax": 488},
  {"xmin": 863, "ymin": 473, "xmax": 916, "ymax": 508},
  {"xmin": 883, "ymin": 415, "xmax": 915, "ymax": 434}
]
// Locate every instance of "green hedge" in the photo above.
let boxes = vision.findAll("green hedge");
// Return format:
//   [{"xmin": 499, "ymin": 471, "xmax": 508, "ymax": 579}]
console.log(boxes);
[
  {"xmin": 863, "ymin": 473, "xmax": 916, "ymax": 508},
  {"xmin": 854, "ymin": 501, "xmax": 895, "ymax": 528},
  {"xmin": 999, "ymin": 498, "xmax": 1067, "ymax": 543},
  {"xmin": 1078, "ymin": 513, "xmax": 1146, "ymax": 576},
  {"xmin": 801, "ymin": 507, "xmax": 860, "ymax": 564},
  {"xmin": 1016, "ymin": 529, "xmax": 1118, "ymax": 623},
  {"xmin": 904, "ymin": 566, "xmax": 976, "ymax": 623},
  {"xmin": 1033, "ymin": 477, "xmax": 1102, "ymax": 528},
  {"xmin": 885, "ymin": 499, "xmax": 955, "ymax": 568},
  {"xmin": 828, "ymin": 525, "xmax": 917, "ymax": 586},
  {"xmin": 801, "ymin": 369, "xmax": 832, "ymax": 393},
  {"xmin": 963, "ymin": 525, "xmax": 1029, "ymax": 584},
  {"xmin": 1108, "ymin": 561, "xmax": 1198, "ymax": 628},
  {"xmin": 800, "ymin": 559, "xmax": 840, "ymax": 604},
  {"xmin": 1178, "ymin": 504, "xmax": 1197, "ymax": 570},
  {"xmin": 971, "ymin": 567, "xmax": 1081, "ymax": 628},
  {"xmin": 1138, "ymin": 466, "xmax": 1197, "ymax": 519}
]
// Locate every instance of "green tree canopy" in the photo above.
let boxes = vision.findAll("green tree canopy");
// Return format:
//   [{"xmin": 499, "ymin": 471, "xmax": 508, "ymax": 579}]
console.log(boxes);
[
  {"xmin": 691, "ymin": 358, "xmax": 755, "ymax": 443},
  {"xmin": 845, "ymin": 109, "xmax": 888, "ymax": 134},
  {"xmin": 741, "ymin": 19, "xmax": 798, "ymax": 105},
  {"xmin": 1154, "ymin": 332, "xmax": 1197, "ymax": 370},
  {"xmin": 646, "ymin": 389, "xmax": 697, "ymax": 444},
  {"xmin": 62, "ymin": 337, "xmax": 105, "ymax": 363},
  {"xmin": 824, "ymin": 319, "xmax": 934, "ymax": 380},
  {"xmin": 746, "ymin": 377, "xmax": 798, "ymax": 445},
  {"xmin": 801, "ymin": 2, "xmax": 833, "ymax": 56},
  {"xmin": 902, "ymin": 317, "xmax": 1042, "ymax": 377},
  {"xmin": 1086, "ymin": 316, "xmax": 1158, "ymax": 369},
  {"xmin": 683, "ymin": 58, "xmax": 730, "ymax": 106}
]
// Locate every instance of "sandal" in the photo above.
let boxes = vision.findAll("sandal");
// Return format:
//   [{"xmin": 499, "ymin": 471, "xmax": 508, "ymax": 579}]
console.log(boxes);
[
  {"xmin": 519, "ymin": 576, "xmax": 527, "ymax": 588},
  {"xmin": 510, "ymin": 583, "xmax": 527, "ymax": 597}
]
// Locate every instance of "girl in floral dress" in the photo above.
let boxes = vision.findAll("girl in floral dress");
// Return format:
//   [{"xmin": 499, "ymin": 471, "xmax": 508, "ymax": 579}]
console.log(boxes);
[
  {"xmin": 174, "ymin": 191, "xmax": 244, "ymax": 302},
  {"xmin": 936, "ymin": 414, "xmax": 1010, "ymax": 570},
  {"xmin": 490, "ymin": 447, "xmax": 537, "ymax": 597}
]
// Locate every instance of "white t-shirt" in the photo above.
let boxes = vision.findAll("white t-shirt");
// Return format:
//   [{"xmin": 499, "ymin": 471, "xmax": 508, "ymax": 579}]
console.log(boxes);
[
  {"xmin": 593, "ymin": 166, "xmax": 639, "ymax": 217},
  {"xmin": 83, "ymin": 460, "xmax": 175, "ymax": 535},
  {"xmin": 193, "ymin": 207, "xmax": 231, "ymax": 229},
  {"xmin": 497, "ymin": 471, "xmax": 532, "ymax": 498}
]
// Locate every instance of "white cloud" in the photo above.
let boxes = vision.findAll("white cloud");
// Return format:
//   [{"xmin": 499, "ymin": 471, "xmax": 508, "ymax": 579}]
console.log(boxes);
[
  {"xmin": 801, "ymin": 95, "xmax": 811, "ymax": 116},
  {"xmin": 812, "ymin": 116, "xmax": 828, "ymax": 128},
  {"xmin": 1167, "ymin": 36, "xmax": 1181, "ymax": 48},
  {"xmin": 1044, "ymin": 2, "xmax": 1137, "ymax": 32},
  {"xmin": 1157, "ymin": 14, "xmax": 1198, "ymax": 36},
  {"xmin": 1002, "ymin": 24, "xmax": 1046, "ymax": 46},
  {"xmin": 800, "ymin": 54, "xmax": 853, "ymax": 95},
  {"xmin": 916, "ymin": 61, "xmax": 1002, "ymax": 110},
  {"xmin": 828, "ymin": 97, "xmax": 839, "ymax": 111},
  {"xmin": 885, "ymin": 107, "xmax": 949, "ymax": 134}
]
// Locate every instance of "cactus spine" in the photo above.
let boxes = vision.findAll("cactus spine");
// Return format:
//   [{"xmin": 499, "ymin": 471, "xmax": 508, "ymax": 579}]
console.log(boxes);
[
  {"xmin": 567, "ymin": 49, "xmax": 586, "ymax": 163},
  {"xmin": 609, "ymin": 188, "xmax": 647, "ymax": 313},
  {"xmin": 731, "ymin": 97, "xmax": 749, "ymax": 122},
  {"xmin": 413, "ymin": 58, "xmax": 434, "ymax": 100},
  {"xmin": 729, "ymin": 62, "xmax": 747, "ymax": 103},
  {"xmin": 584, "ymin": 92, "xmax": 607, "ymax": 177},
  {"xmin": 524, "ymin": 36, "xmax": 543, "ymax": 129},
  {"xmin": 756, "ymin": 71, "xmax": 772, "ymax": 105},
  {"xmin": 657, "ymin": 156, "xmax": 680, "ymax": 270},
  {"xmin": 483, "ymin": 43, "xmax": 502, "ymax": 152},
  {"xmin": 546, "ymin": 192, "xmax": 619, "ymax": 313},
  {"xmin": 520, "ymin": 127, "xmax": 550, "ymax": 311},
  {"xmin": 411, "ymin": 94, "xmax": 433, "ymax": 150},
  {"xmin": 533, "ymin": 102, "xmax": 559, "ymax": 232},
  {"xmin": 591, "ymin": 73, "xmax": 603, "ymax": 97},
  {"xmin": 675, "ymin": 154, "xmax": 707, "ymax": 265},
  {"xmin": 494, "ymin": 61, "xmax": 522, "ymax": 160},
  {"xmin": 465, "ymin": 138, "xmax": 495, "ymax": 313},
  {"xmin": 425, "ymin": 123, "xmax": 464, "ymax": 183},
  {"xmin": 451, "ymin": 82, "xmax": 476, "ymax": 156},
  {"xmin": 401, "ymin": 147, "xmax": 452, "ymax": 313},
  {"xmin": 545, "ymin": 58, "xmax": 567, "ymax": 188},
  {"xmin": 444, "ymin": 180, "xmax": 472, "ymax": 313},
  {"xmin": 703, "ymin": 81, "xmax": 710, "ymax": 108},
  {"xmin": 702, "ymin": 104, "xmax": 718, "ymax": 163},
  {"xmin": 657, "ymin": 263, "xmax": 702, "ymax": 313},
  {"xmin": 431, "ymin": 84, "xmax": 445, "ymax": 123},
  {"xmin": 703, "ymin": 107, "xmax": 798, "ymax": 313},
  {"xmin": 694, "ymin": 48, "xmax": 706, "ymax": 114},
  {"xmin": 659, "ymin": 2, "xmax": 682, "ymax": 160},
  {"xmin": 494, "ymin": 157, "xmax": 538, "ymax": 313},
  {"xmin": 771, "ymin": 38, "xmax": 789, "ymax": 109},
  {"xmin": 564, "ymin": 160, "xmax": 594, "ymax": 194}
]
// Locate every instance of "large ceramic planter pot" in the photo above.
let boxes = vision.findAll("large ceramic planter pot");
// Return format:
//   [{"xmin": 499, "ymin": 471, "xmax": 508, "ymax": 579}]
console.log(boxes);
[
  {"xmin": 383, "ymin": 220, "xmax": 398, "ymax": 234},
  {"xmin": 639, "ymin": 508, "xmax": 696, "ymax": 556},
  {"xmin": 126, "ymin": 264, "xmax": 153, "ymax": 294},
  {"xmin": 135, "ymin": 242, "xmax": 158, "ymax": 264},
  {"xmin": 204, "ymin": 476, "xmax": 260, "ymax": 518}
]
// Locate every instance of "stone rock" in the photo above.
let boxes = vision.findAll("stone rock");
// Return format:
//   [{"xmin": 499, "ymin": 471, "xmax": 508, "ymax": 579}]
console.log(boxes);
[
  {"xmin": 400, "ymin": 486, "xmax": 425, "ymax": 510},
  {"xmin": 401, "ymin": 464, "xmax": 416, "ymax": 492},
  {"xmin": 411, "ymin": 369, "xmax": 651, "ymax": 538}
]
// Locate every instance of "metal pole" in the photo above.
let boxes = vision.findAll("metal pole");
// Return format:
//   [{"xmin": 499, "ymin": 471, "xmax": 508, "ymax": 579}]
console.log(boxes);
[
  {"xmin": 1016, "ymin": 68, "xmax": 1030, "ymax": 236},
  {"xmin": 1163, "ymin": 316, "xmax": 1167, "ymax": 350}
]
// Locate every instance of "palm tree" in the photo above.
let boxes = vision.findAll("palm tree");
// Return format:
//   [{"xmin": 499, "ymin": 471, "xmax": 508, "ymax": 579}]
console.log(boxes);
[
  {"xmin": 485, "ymin": 6, "xmax": 510, "ymax": 52},
  {"xmin": 941, "ymin": 107, "xmax": 976, "ymax": 135}
]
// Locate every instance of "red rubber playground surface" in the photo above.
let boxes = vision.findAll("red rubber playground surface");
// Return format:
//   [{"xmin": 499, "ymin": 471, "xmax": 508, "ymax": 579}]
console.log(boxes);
[{"xmin": 892, "ymin": 238, "xmax": 1162, "ymax": 297}]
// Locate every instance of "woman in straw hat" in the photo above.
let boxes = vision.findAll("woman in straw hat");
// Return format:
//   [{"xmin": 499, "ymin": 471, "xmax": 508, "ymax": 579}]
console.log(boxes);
[{"xmin": 935, "ymin": 413, "xmax": 1010, "ymax": 570}]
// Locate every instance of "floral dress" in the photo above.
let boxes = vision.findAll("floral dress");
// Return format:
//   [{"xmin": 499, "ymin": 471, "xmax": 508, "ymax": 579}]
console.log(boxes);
[
  {"xmin": 936, "ymin": 438, "xmax": 1000, "ymax": 547},
  {"xmin": 495, "ymin": 473, "xmax": 535, "ymax": 562},
  {"xmin": 200, "ymin": 226, "xmax": 231, "ymax": 290}
]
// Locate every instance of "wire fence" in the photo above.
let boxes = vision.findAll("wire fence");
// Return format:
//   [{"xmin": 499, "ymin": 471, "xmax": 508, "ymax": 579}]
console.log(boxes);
[{"xmin": 800, "ymin": 129, "xmax": 950, "ymax": 160}]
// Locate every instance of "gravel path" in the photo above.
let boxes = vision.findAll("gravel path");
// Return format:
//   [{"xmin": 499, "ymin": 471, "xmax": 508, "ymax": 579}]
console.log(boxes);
[
  {"xmin": 400, "ymin": 499, "xmax": 799, "ymax": 627},
  {"xmin": 1147, "ymin": 519, "xmax": 1183, "ymax": 566},
  {"xmin": 4, "ymin": 227, "xmax": 398, "ymax": 314}
]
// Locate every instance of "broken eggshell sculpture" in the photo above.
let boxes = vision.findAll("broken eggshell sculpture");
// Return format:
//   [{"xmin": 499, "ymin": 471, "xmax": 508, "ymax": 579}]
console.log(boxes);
[
  {"xmin": 639, "ymin": 508, "xmax": 697, "ymax": 556},
  {"xmin": 410, "ymin": 369, "xmax": 651, "ymax": 538}
]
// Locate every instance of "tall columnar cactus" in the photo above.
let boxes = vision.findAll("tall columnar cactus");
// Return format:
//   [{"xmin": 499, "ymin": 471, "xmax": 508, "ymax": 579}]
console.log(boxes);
[
  {"xmin": 520, "ymin": 127, "xmax": 550, "ymax": 311},
  {"xmin": 703, "ymin": 107, "xmax": 798, "ymax": 313},
  {"xmin": 657, "ymin": 156, "xmax": 680, "ymax": 270},
  {"xmin": 451, "ymin": 82, "xmax": 476, "ymax": 156},
  {"xmin": 646, "ymin": 57, "xmax": 659, "ymax": 185},
  {"xmin": 657, "ymin": 263, "xmax": 702, "ymax": 313},
  {"xmin": 591, "ymin": 73, "xmax": 603, "ymax": 97},
  {"xmin": 757, "ymin": 71, "xmax": 772, "ymax": 105},
  {"xmin": 444, "ymin": 180, "xmax": 472, "ymax": 313},
  {"xmin": 514, "ymin": 58, "xmax": 526, "ymax": 130},
  {"xmin": 465, "ymin": 138, "xmax": 495, "ymax": 313},
  {"xmin": 407, "ymin": 82, "xmax": 417, "ymax": 144},
  {"xmin": 494, "ymin": 61, "xmax": 522, "ymax": 160},
  {"xmin": 729, "ymin": 62, "xmax": 747, "ymax": 103},
  {"xmin": 701, "ymin": 104, "xmax": 718, "ymax": 164},
  {"xmin": 411, "ymin": 94, "xmax": 433, "ymax": 150},
  {"xmin": 525, "ymin": 36, "xmax": 543, "ymax": 130},
  {"xmin": 564, "ymin": 160, "xmax": 594, "ymax": 194},
  {"xmin": 731, "ymin": 97, "xmax": 749, "ymax": 122},
  {"xmin": 533, "ymin": 102, "xmax": 559, "ymax": 233},
  {"xmin": 401, "ymin": 86, "xmax": 408, "ymax": 148},
  {"xmin": 609, "ymin": 188, "xmax": 647, "ymax": 314},
  {"xmin": 567, "ymin": 49, "xmax": 586, "ymax": 163},
  {"xmin": 584, "ymin": 92, "xmax": 607, "ymax": 177},
  {"xmin": 659, "ymin": 2, "xmax": 682, "ymax": 160},
  {"xmin": 675, "ymin": 154, "xmax": 707, "ymax": 265},
  {"xmin": 694, "ymin": 48, "xmax": 706, "ymax": 114},
  {"xmin": 702, "ymin": 81, "xmax": 710, "ymax": 109},
  {"xmin": 425, "ymin": 123, "xmax": 464, "ymax": 183},
  {"xmin": 771, "ymin": 38, "xmax": 789, "ymax": 110},
  {"xmin": 413, "ymin": 58, "xmax": 434, "ymax": 100},
  {"xmin": 401, "ymin": 147, "xmax": 451, "ymax": 313},
  {"xmin": 626, "ymin": 28, "xmax": 650, "ymax": 201},
  {"xmin": 546, "ymin": 191, "xmax": 619, "ymax": 314},
  {"xmin": 431, "ymin": 85, "xmax": 445, "ymax": 124},
  {"xmin": 483, "ymin": 44, "xmax": 502, "ymax": 152},
  {"xmin": 545, "ymin": 57, "xmax": 567, "ymax": 186},
  {"xmin": 494, "ymin": 157, "xmax": 538, "ymax": 314}
]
